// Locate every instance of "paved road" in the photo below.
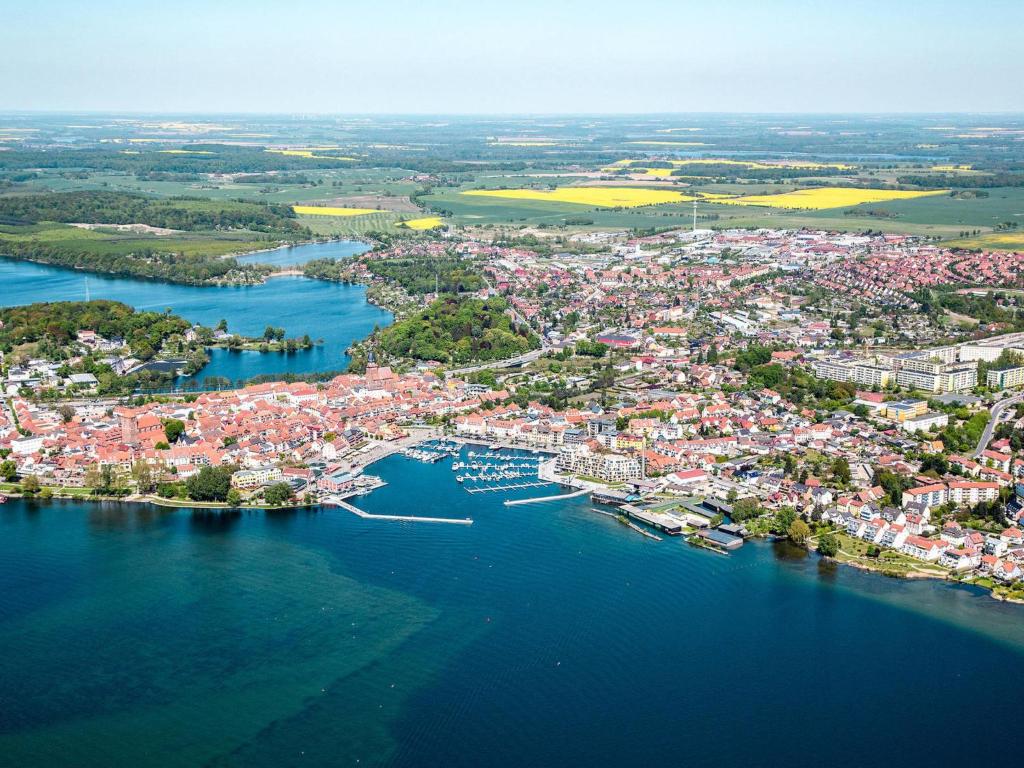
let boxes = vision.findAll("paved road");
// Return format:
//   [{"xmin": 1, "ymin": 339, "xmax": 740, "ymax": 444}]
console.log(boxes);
[
  {"xmin": 355, "ymin": 427, "xmax": 440, "ymax": 469},
  {"xmin": 973, "ymin": 392, "xmax": 1024, "ymax": 457},
  {"xmin": 445, "ymin": 347, "xmax": 547, "ymax": 376}
]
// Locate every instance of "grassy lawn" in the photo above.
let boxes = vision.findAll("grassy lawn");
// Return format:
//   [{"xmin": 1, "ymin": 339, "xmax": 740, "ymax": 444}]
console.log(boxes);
[
  {"xmin": 1, "ymin": 482, "xmax": 99, "ymax": 498},
  {"xmin": 834, "ymin": 532, "xmax": 947, "ymax": 576}
]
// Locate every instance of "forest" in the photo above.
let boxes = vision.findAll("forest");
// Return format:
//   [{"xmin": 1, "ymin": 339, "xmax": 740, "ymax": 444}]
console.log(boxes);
[
  {"xmin": 376, "ymin": 296, "xmax": 538, "ymax": 364},
  {"xmin": 0, "ymin": 228, "xmax": 269, "ymax": 285},
  {"xmin": 0, "ymin": 300, "xmax": 195, "ymax": 361},
  {"xmin": 0, "ymin": 191, "xmax": 306, "ymax": 235},
  {"xmin": 365, "ymin": 256, "xmax": 485, "ymax": 295}
]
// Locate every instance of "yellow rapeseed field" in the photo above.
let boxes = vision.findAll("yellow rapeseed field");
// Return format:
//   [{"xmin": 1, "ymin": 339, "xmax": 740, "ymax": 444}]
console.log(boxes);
[
  {"xmin": 709, "ymin": 187, "xmax": 947, "ymax": 210},
  {"xmin": 461, "ymin": 187, "xmax": 696, "ymax": 208},
  {"xmin": 667, "ymin": 158, "xmax": 853, "ymax": 170},
  {"xmin": 267, "ymin": 149, "xmax": 357, "ymax": 160},
  {"xmin": 158, "ymin": 149, "xmax": 215, "ymax": 155},
  {"xmin": 931, "ymin": 164, "xmax": 975, "ymax": 172},
  {"xmin": 616, "ymin": 167, "xmax": 675, "ymax": 178},
  {"xmin": 402, "ymin": 216, "xmax": 445, "ymax": 230},
  {"xmin": 292, "ymin": 206, "xmax": 379, "ymax": 217}
]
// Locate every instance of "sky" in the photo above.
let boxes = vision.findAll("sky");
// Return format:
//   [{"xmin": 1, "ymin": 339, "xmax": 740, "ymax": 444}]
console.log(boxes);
[{"xmin": 3, "ymin": 0, "xmax": 1023, "ymax": 114}]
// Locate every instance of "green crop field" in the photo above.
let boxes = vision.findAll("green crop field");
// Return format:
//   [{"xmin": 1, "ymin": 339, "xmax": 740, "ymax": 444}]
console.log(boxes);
[
  {"xmin": 11, "ymin": 168, "xmax": 423, "ymax": 206},
  {"xmin": 945, "ymin": 232, "xmax": 1024, "ymax": 251},
  {"xmin": 0, "ymin": 221, "xmax": 269, "ymax": 258},
  {"xmin": 297, "ymin": 212, "xmax": 410, "ymax": 236}
]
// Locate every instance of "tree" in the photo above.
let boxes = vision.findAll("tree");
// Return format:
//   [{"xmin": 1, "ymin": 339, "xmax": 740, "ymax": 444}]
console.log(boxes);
[
  {"xmin": 264, "ymin": 482, "xmax": 294, "ymax": 507},
  {"xmin": 132, "ymin": 462, "xmax": 157, "ymax": 494},
  {"xmin": 21, "ymin": 475, "xmax": 41, "ymax": 495},
  {"xmin": 919, "ymin": 454, "xmax": 949, "ymax": 476},
  {"xmin": 782, "ymin": 454, "xmax": 797, "ymax": 477},
  {"xmin": 185, "ymin": 466, "xmax": 234, "ymax": 502},
  {"xmin": 830, "ymin": 457, "xmax": 851, "ymax": 485},
  {"xmin": 57, "ymin": 404, "xmax": 76, "ymax": 423},
  {"xmin": 788, "ymin": 518, "xmax": 811, "ymax": 545},
  {"xmin": 817, "ymin": 532, "xmax": 840, "ymax": 558},
  {"xmin": 226, "ymin": 488, "xmax": 242, "ymax": 507},
  {"xmin": 0, "ymin": 460, "xmax": 16, "ymax": 482},
  {"xmin": 774, "ymin": 507, "xmax": 797, "ymax": 535},
  {"xmin": 731, "ymin": 497, "xmax": 762, "ymax": 522},
  {"xmin": 163, "ymin": 419, "xmax": 186, "ymax": 444}
]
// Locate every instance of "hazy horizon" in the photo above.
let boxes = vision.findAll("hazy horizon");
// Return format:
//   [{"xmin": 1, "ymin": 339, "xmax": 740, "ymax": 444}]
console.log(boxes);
[
  {"xmin": 4, "ymin": 0, "xmax": 1023, "ymax": 114},
  {"xmin": 3, "ymin": 110, "xmax": 1024, "ymax": 117}
]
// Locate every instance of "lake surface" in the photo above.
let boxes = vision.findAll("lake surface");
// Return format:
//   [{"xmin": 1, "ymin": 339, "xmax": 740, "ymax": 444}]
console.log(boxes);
[
  {"xmin": 0, "ymin": 245, "xmax": 391, "ymax": 385},
  {"xmin": 236, "ymin": 239, "xmax": 371, "ymax": 268},
  {"xmin": 1, "ymin": 448, "xmax": 1022, "ymax": 767}
]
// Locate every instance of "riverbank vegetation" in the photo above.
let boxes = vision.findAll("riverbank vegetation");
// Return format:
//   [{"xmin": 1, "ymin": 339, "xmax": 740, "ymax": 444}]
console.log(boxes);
[
  {"xmin": 0, "ymin": 191, "xmax": 307, "ymax": 234},
  {"xmin": 0, "ymin": 221, "xmax": 274, "ymax": 284},
  {"xmin": 0, "ymin": 191, "xmax": 314, "ymax": 285},
  {"xmin": 0, "ymin": 300, "xmax": 213, "ymax": 395},
  {"xmin": 0, "ymin": 300, "xmax": 193, "ymax": 359}
]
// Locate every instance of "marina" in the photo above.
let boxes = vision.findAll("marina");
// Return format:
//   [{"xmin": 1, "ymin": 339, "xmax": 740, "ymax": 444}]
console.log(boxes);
[{"xmin": 464, "ymin": 481, "xmax": 550, "ymax": 494}]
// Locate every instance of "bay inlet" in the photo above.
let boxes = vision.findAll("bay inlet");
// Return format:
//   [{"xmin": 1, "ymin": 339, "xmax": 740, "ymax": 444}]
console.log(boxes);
[
  {"xmin": 0, "ymin": 241, "xmax": 391, "ymax": 385},
  {"xmin": 1, "ymin": 450, "xmax": 1023, "ymax": 767}
]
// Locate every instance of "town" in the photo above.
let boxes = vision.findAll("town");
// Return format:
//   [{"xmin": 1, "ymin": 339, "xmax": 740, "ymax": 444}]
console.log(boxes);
[{"xmin": 5, "ymin": 225, "xmax": 1024, "ymax": 601}]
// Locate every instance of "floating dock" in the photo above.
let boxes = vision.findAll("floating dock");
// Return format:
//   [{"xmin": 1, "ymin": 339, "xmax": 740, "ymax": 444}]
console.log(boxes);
[
  {"xmin": 464, "ymin": 480, "xmax": 549, "ymax": 494},
  {"xmin": 326, "ymin": 498, "xmax": 473, "ymax": 525}
]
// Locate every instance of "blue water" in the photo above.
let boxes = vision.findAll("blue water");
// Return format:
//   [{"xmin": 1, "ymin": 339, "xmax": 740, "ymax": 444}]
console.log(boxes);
[
  {"xmin": 236, "ymin": 239, "xmax": 371, "ymax": 267},
  {"xmin": 1, "ymin": 448, "xmax": 1022, "ymax": 767},
  {"xmin": 0, "ymin": 249, "xmax": 391, "ymax": 385}
]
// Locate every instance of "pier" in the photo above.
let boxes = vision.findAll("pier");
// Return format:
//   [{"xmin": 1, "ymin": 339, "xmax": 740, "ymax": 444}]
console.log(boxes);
[
  {"xmin": 325, "ymin": 497, "xmax": 473, "ymax": 525},
  {"xmin": 503, "ymin": 488, "xmax": 590, "ymax": 506},
  {"xmin": 464, "ymin": 480, "xmax": 549, "ymax": 494},
  {"xmin": 621, "ymin": 504, "xmax": 683, "ymax": 535},
  {"xmin": 589, "ymin": 508, "xmax": 662, "ymax": 541}
]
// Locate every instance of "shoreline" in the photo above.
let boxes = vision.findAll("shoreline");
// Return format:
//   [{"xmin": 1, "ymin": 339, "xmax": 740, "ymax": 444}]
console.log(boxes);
[
  {"xmin": 0, "ymin": 235, "xmax": 375, "ymax": 291},
  {"xmin": 4, "ymin": 435, "xmax": 1023, "ymax": 608},
  {"xmin": 230, "ymin": 235, "xmax": 374, "ymax": 270},
  {"xmin": 824, "ymin": 546, "xmax": 1024, "ymax": 604}
]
